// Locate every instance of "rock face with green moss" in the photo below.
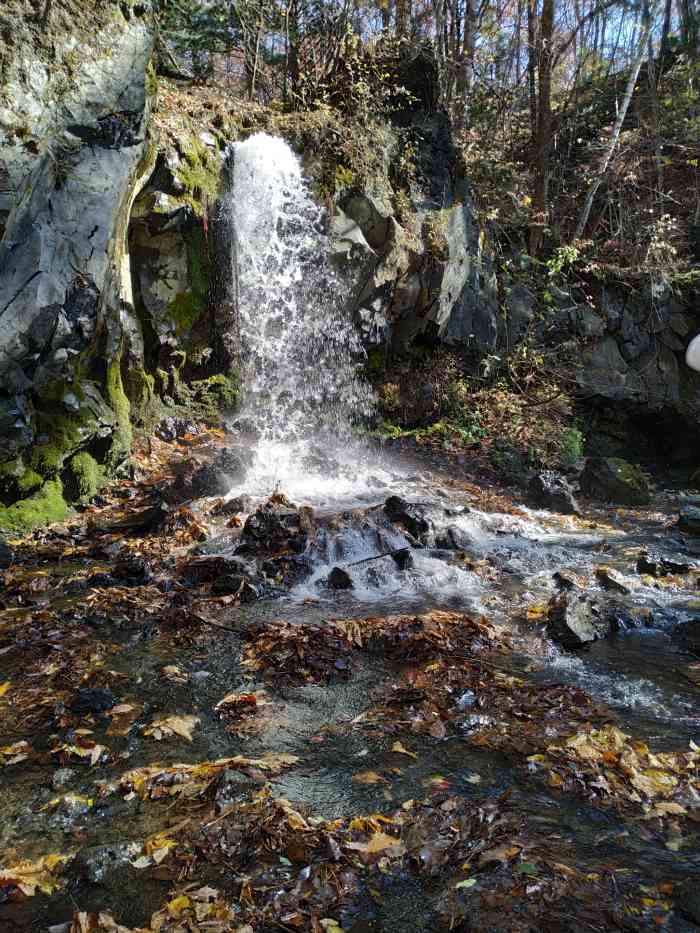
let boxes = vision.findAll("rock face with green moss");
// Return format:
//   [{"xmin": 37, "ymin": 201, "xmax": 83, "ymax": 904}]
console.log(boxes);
[
  {"xmin": 579, "ymin": 457, "xmax": 651, "ymax": 506},
  {"xmin": 0, "ymin": 0, "xmax": 157, "ymax": 528}
]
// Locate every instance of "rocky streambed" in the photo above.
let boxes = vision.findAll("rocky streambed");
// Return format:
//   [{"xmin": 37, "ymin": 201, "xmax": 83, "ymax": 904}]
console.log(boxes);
[{"xmin": 0, "ymin": 429, "xmax": 699, "ymax": 932}]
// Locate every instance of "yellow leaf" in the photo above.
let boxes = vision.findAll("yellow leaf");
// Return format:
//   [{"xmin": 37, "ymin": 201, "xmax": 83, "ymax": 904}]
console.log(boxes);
[
  {"xmin": 167, "ymin": 895, "xmax": 191, "ymax": 918},
  {"xmin": 352, "ymin": 770, "xmax": 388, "ymax": 785},
  {"xmin": 0, "ymin": 681, "xmax": 10, "ymax": 698},
  {"xmin": 391, "ymin": 741, "xmax": 418, "ymax": 759}
]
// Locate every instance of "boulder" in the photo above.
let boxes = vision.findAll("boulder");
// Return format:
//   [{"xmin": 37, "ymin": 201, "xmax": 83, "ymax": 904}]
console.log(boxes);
[
  {"xmin": 170, "ymin": 449, "xmax": 247, "ymax": 501},
  {"xmin": 579, "ymin": 457, "xmax": 650, "ymax": 506},
  {"xmin": 528, "ymin": 471, "xmax": 580, "ymax": 515},
  {"xmin": 327, "ymin": 567, "xmax": 354, "ymax": 590},
  {"xmin": 547, "ymin": 592, "xmax": 613, "ymax": 649}
]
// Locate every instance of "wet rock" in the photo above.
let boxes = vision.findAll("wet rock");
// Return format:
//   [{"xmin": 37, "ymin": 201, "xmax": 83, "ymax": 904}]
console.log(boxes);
[
  {"xmin": 595, "ymin": 565, "xmax": 633, "ymax": 594},
  {"xmin": 183, "ymin": 555, "xmax": 249, "ymax": 584},
  {"xmin": 90, "ymin": 500, "xmax": 171, "ymax": 535},
  {"xmin": 211, "ymin": 574, "xmax": 258, "ymax": 601},
  {"xmin": 579, "ymin": 457, "xmax": 650, "ymax": 506},
  {"xmin": 113, "ymin": 552, "xmax": 153, "ymax": 585},
  {"xmin": 72, "ymin": 842, "xmax": 137, "ymax": 885},
  {"xmin": 391, "ymin": 547, "xmax": 414, "ymax": 570},
  {"xmin": 636, "ymin": 549, "xmax": 690, "ymax": 576},
  {"xmin": 678, "ymin": 505, "xmax": 700, "ymax": 535},
  {"xmin": 240, "ymin": 497, "xmax": 310, "ymax": 556},
  {"xmin": 212, "ymin": 494, "xmax": 253, "ymax": 517},
  {"xmin": 0, "ymin": 540, "xmax": 14, "ymax": 569},
  {"xmin": 155, "ymin": 416, "xmax": 200, "ymax": 442},
  {"xmin": 553, "ymin": 569, "xmax": 586, "ymax": 590},
  {"xmin": 435, "ymin": 523, "xmax": 474, "ymax": 550},
  {"xmin": 69, "ymin": 687, "xmax": 116, "ymax": 715},
  {"xmin": 547, "ymin": 592, "xmax": 612, "ymax": 648},
  {"xmin": 528, "ymin": 471, "xmax": 580, "ymax": 515},
  {"xmin": 170, "ymin": 450, "xmax": 247, "ymax": 501},
  {"xmin": 384, "ymin": 495, "xmax": 430, "ymax": 540},
  {"xmin": 327, "ymin": 567, "xmax": 354, "ymax": 589}
]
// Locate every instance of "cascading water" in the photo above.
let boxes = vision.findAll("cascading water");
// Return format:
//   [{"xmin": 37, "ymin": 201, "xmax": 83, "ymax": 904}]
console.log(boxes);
[{"xmin": 223, "ymin": 133, "xmax": 383, "ymax": 504}]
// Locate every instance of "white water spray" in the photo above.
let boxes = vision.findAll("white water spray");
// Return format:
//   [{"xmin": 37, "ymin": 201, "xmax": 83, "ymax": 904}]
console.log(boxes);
[{"xmin": 224, "ymin": 133, "xmax": 385, "ymax": 504}]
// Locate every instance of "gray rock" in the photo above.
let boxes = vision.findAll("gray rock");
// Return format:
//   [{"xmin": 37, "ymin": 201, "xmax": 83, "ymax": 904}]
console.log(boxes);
[
  {"xmin": 547, "ymin": 592, "xmax": 612, "ymax": 648},
  {"xmin": 528, "ymin": 471, "xmax": 580, "ymax": 515},
  {"xmin": 579, "ymin": 457, "xmax": 651, "ymax": 506}
]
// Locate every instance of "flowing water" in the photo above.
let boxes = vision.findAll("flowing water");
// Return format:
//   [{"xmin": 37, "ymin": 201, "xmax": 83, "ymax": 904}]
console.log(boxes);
[{"xmin": 1, "ymin": 135, "xmax": 699, "ymax": 930}]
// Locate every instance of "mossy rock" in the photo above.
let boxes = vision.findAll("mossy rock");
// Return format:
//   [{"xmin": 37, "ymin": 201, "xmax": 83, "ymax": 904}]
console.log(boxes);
[
  {"xmin": 579, "ymin": 457, "xmax": 651, "ymax": 506},
  {"xmin": 105, "ymin": 355, "xmax": 133, "ymax": 471},
  {"xmin": 64, "ymin": 452, "xmax": 106, "ymax": 504},
  {"xmin": 0, "ymin": 480, "xmax": 70, "ymax": 534}
]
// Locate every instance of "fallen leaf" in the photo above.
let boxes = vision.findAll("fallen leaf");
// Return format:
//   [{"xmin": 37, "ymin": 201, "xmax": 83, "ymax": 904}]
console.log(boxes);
[
  {"xmin": 391, "ymin": 741, "xmax": 418, "ymax": 759},
  {"xmin": 142, "ymin": 714, "xmax": 199, "ymax": 742},
  {"xmin": 352, "ymin": 770, "xmax": 389, "ymax": 785}
]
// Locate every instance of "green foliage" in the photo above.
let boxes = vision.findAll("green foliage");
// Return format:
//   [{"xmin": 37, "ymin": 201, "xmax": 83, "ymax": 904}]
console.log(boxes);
[
  {"xmin": 559, "ymin": 427, "xmax": 584, "ymax": 467},
  {"xmin": 546, "ymin": 245, "xmax": 579, "ymax": 278}
]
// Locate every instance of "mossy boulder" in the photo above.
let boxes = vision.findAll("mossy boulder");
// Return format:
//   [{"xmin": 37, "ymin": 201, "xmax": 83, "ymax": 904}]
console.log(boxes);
[
  {"xmin": 0, "ymin": 480, "xmax": 70, "ymax": 534},
  {"xmin": 579, "ymin": 457, "xmax": 651, "ymax": 506},
  {"xmin": 64, "ymin": 452, "xmax": 106, "ymax": 503}
]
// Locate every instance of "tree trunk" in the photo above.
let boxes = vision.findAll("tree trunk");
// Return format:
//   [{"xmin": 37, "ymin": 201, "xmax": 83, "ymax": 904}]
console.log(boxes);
[
  {"xmin": 530, "ymin": 0, "xmax": 554, "ymax": 253},
  {"xmin": 574, "ymin": 11, "xmax": 653, "ymax": 239}
]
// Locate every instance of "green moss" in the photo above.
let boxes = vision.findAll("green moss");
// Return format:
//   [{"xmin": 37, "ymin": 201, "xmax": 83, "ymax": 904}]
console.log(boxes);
[
  {"xmin": 168, "ymin": 290, "xmax": 203, "ymax": 333},
  {"xmin": 105, "ymin": 354, "xmax": 133, "ymax": 471},
  {"xmin": 190, "ymin": 373, "xmax": 240, "ymax": 419},
  {"xmin": 0, "ymin": 480, "xmax": 70, "ymax": 534},
  {"xmin": 124, "ymin": 366, "xmax": 160, "ymax": 430},
  {"xmin": 175, "ymin": 135, "xmax": 222, "ymax": 214},
  {"xmin": 64, "ymin": 452, "xmax": 105, "ymax": 502}
]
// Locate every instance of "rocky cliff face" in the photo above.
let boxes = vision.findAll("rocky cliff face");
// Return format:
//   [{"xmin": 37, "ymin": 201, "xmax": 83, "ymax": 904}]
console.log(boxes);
[{"xmin": 0, "ymin": 0, "xmax": 156, "ymax": 524}]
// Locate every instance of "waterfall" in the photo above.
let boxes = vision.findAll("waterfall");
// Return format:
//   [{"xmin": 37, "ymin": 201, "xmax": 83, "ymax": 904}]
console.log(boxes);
[{"xmin": 223, "ymin": 132, "xmax": 381, "ymax": 503}]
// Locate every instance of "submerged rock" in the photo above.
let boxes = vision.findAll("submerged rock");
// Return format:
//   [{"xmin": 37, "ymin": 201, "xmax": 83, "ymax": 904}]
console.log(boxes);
[
  {"xmin": 547, "ymin": 592, "xmax": 612, "ymax": 648},
  {"xmin": 636, "ymin": 549, "xmax": 690, "ymax": 577},
  {"xmin": 528, "ymin": 471, "xmax": 580, "ymax": 515},
  {"xmin": 69, "ymin": 687, "xmax": 117, "ymax": 715},
  {"xmin": 579, "ymin": 457, "xmax": 650, "ymax": 506}
]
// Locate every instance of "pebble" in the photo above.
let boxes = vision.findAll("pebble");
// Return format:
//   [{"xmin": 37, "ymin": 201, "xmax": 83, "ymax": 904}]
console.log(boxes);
[{"xmin": 191, "ymin": 670, "xmax": 212, "ymax": 682}]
